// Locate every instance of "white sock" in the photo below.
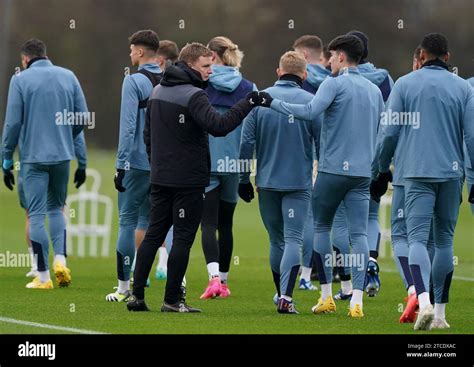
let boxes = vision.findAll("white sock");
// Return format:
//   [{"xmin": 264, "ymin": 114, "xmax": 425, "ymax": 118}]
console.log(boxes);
[
  {"xmin": 28, "ymin": 248, "xmax": 37, "ymax": 271},
  {"xmin": 39, "ymin": 270, "xmax": 50, "ymax": 283},
  {"xmin": 207, "ymin": 262, "xmax": 219, "ymax": 279},
  {"xmin": 350, "ymin": 289, "xmax": 363, "ymax": 309},
  {"xmin": 321, "ymin": 283, "xmax": 332, "ymax": 299},
  {"xmin": 219, "ymin": 272, "xmax": 228, "ymax": 284},
  {"xmin": 300, "ymin": 266, "xmax": 312, "ymax": 281},
  {"xmin": 418, "ymin": 292, "xmax": 431, "ymax": 310},
  {"xmin": 434, "ymin": 303, "xmax": 446, "ymax": 320},
  {"xmin": 369, "ymin": 257, "xmax": 377, "ymax": 263},
  {"xmin": 54, "ymin": 254, "xmax": 66, "ymax": 266},
  {"xmin": 408, "ymin": 285, "xmax": 416, "ymax": 296},
  {"xmin": 341, "ymin": 280, "xmax": 353, "ymax": 294},
  {"xmin": 158, "ymin": 247, "xmax": 168, "ymax": 269},
  {"xmin": 281, "ymin": 295, "xmax": 292, "ymax": 302},
  {"xmin": 131, "ymin": 251, "xmax": 137, "ymax": 272},
  {"xmin": 118, "ymin": 280, "xmax": 130, "ymax": 294}
]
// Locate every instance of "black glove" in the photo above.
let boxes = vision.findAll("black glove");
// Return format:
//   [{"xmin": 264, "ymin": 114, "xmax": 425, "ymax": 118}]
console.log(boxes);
[
  {"xmin": 74, "ymin": 168, "xmax": 87, "ymax": 189},
  {"xmin": 370, "ymin": 170, "xmax": 393, "ymax": 201},
  {"xmin": 2, "ymin": 162, "xmax": 15, "ymax": 191},
  {"xmin": 246, "ymin": 91, "xmax": 260, "ymax": 108},
  {"xmin": 258, "ymin": 91, "xmax": 273, "ymax": 107},
  {"xmin": 369, "ymin": 180, "xmax": 381, "ymax": 203},
  {"xmin": 469, "ymin": 185, "xmax": 474, "ymax": 204},
  {"xmin": 114, "ymin": 169, "xmax": 126, "ymax": 192},
  {"xmin": 238, "ymin": 182, "xmax": 254, "ymax": 203}
]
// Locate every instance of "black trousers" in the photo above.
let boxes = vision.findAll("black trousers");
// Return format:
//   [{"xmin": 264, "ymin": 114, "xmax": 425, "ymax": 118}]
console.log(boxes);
[
  {"xmin": 200, "ymin": 186, "xmax": 237, "ymax": 272},
  {"xmin": 132, "ymin": 184, "xmax": 204, "ymax": 304}
]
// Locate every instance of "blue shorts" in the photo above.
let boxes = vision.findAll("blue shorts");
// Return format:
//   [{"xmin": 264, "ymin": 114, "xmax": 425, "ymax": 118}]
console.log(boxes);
[{"xmin": 205, "ymin": 173, "xmax": 239, "ymax": 203}]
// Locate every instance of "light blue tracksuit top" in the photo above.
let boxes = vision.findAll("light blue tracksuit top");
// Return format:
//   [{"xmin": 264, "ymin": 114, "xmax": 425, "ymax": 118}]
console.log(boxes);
[
  {"xmin": 2, "ymin": 59, "xmax": 88, "ymax": 164},
  {"xmin": 302, "ymin": 64, "xmax": 331, "ymax": 94},
  {"xmin": 73, "ymin": 131, "xmax": 87, "ymax": 169},
  {"xmin": 464, "ymin": 78, "xmax": 474, "ymax": 182},
  {"xmin": 271, "ymin": 68, "xmax": 384, "ymax": 178},
  {"xmin": 116, "ymin": 63, "xmax": 161, "ymax": 171},
  {"xmin": 240, "ymin": 79, "xmax": 321, "ymax": 190},
  {"xmin": 358, "ymin": 62, "xmax": 394, "ymax": 102},
  {"xmin": 208, "ymin": 65, "xmax": 257, "ymax": 173},
  {"xmin": 378, "ymin": 66, "xmax": 474, "ymax": 180}
]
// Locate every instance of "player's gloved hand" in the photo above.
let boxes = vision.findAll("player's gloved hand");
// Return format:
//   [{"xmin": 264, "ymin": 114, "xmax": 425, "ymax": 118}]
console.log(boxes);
[
  {"xmin": 376, "ymin": 170, "xmax": 393, "ymax": 197},
  {"xmin": 369, "ymin": 180, "xmax": 381, "ymax": 203},
  {"xmin": 246, "ymin": 91, "xmax": 260, "ymax": 108},
  {"xmin": 74, "ymin": 168, "xmax": 87, "ymax": 189},
  {"xmin": 238, "ymin": 182, "xmax": 254, "ymax": 203},
  {"xmin": 2, "ymin": 159, "xmax": 15, "ymax": 191},
  {"xmin": 469, "ymin": 185, "xmax": 474, "ymax": 204},
  {"xmin": 114, "ymin": 169, "xmax": 126, "ymax": 192},
  {"xmin": 258, "ymin": 91, "xmax": 273, "ymax": 107}
]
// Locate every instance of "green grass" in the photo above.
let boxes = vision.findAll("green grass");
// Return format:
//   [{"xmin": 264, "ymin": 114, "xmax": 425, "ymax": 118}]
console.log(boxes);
[{"xmin": 0, "ymin": 150, "xmax": 473, "ymax": 334}]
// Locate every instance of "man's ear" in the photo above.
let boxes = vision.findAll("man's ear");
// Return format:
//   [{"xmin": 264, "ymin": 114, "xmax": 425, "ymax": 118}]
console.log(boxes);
[
  {"xmin": 276, "ymin": 67, "xmax": 281, "ymax": 77},
  {"xmin": 419, "ymin": 49, "xmax": 427, "ymax": 64},
  {"xmin": 21, "ymin": 54, "xmax": 30, "ymax": 69},
  {"xmin": 302, "ymin": 49, "xmax": 308, "ymax": 60},
  {"xmin": 301, "ymin": 70, "xmax": 308, "ymax": 81},
  {"xmin": 444, "ymin": 52, "xmax": 450, "ymax": 63}
]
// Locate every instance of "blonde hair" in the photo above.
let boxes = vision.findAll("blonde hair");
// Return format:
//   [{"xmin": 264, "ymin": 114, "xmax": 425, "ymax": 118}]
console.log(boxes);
[
  {"xmin": 279, "ymin": 51, "xmax": 307, "ymax": 77},
  {"xmin": 178, "ymin": 42, "xmax": 212, "ymax": 63},
  {"xmin": 207, "ymin": 36, "xmax": 244, "ymax": 68}
]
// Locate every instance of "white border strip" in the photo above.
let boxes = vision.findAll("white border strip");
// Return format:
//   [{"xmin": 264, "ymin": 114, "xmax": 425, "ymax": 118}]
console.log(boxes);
[{"xmin": 0, "ymin": 316, "xmax": 108, "ymax": 334}]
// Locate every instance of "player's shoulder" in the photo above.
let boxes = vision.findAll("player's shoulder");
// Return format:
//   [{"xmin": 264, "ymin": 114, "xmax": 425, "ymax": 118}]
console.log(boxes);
[{"xmin": 51, "ymin": 65, "xmax": 77, "ymax": 78}]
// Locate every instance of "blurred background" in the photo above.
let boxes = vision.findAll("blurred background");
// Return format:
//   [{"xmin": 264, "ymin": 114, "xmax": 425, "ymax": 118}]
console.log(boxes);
[{"xmin": 1, "ymin": 0, "xmax": 473, "ymax": 148}]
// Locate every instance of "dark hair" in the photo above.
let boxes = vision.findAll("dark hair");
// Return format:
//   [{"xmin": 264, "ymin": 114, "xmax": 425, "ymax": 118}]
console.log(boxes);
[
  {"xmin": 420, "ymin": 33, "xmax": 448, "ymax": 58},
  {"xmin": 157, "ymin": 40, "xmax": 179, "ymax": 62},
  {"xmin": 128, "ymin": 29, "xmax": 160, "ymax": 52},
  {"xmin": 328, "ymin": 35, "xmax": 363, "ymax": 63},
  {"xmin": 347, "ymin": 30, "xmax": 369, "ymax": 61},
  {"xmin": 292, "ymin": 35, "xmax": 323, "ymax": 53},
  {"xmin": 21, "ymin": 38, "xmax": 47, "ymax": 58}
]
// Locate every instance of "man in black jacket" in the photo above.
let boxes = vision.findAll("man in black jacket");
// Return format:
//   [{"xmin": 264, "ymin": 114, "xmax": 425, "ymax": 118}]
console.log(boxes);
[{"xmin": 127, "ymin": 42, "xmax": 258, "ymax": 312}]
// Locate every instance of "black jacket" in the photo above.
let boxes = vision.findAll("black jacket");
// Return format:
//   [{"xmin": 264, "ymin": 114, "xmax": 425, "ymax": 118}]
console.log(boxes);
[{"xmin": 144, "ymin": 61, "xmax": 252, "ymax": 187}]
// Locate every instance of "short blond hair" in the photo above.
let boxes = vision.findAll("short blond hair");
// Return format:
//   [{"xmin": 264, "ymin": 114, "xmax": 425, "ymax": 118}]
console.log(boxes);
[
  {"xmin": 207, "ymin": 36, "xmax": 244, "ymax": 68},
  {"xmin": 178, "ymin": 42, "xmax": 212, "ymax": 64},
  {"xmin": 279, "ymin": 51, "xmax": 307, "ymax": 77}
]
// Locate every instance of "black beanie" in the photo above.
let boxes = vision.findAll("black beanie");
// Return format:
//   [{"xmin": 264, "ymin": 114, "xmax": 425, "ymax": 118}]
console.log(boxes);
[{"xmin": 347, "ymin": 30, "xmax": 369, "ymax": 63}]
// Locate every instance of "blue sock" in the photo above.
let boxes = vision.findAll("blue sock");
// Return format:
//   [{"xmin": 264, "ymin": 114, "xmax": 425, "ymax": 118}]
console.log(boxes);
[
  {"xmin": 409, "ymin": 241, "xmax": 431, "ymax": 295},
  {"xmin": 29, "ymin": 214, "xmax": 49, "ymax": 271},
  {"xmin": 116, "ymin": 225, "xmax": 136, "ymax": 281},
  {"xmin": 392, "ymin": 235, "xmax": 413, "ymax": 289},
  {"xmin": 48, "ymin": 208, "xmax": 66, "ymax": 257}
]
